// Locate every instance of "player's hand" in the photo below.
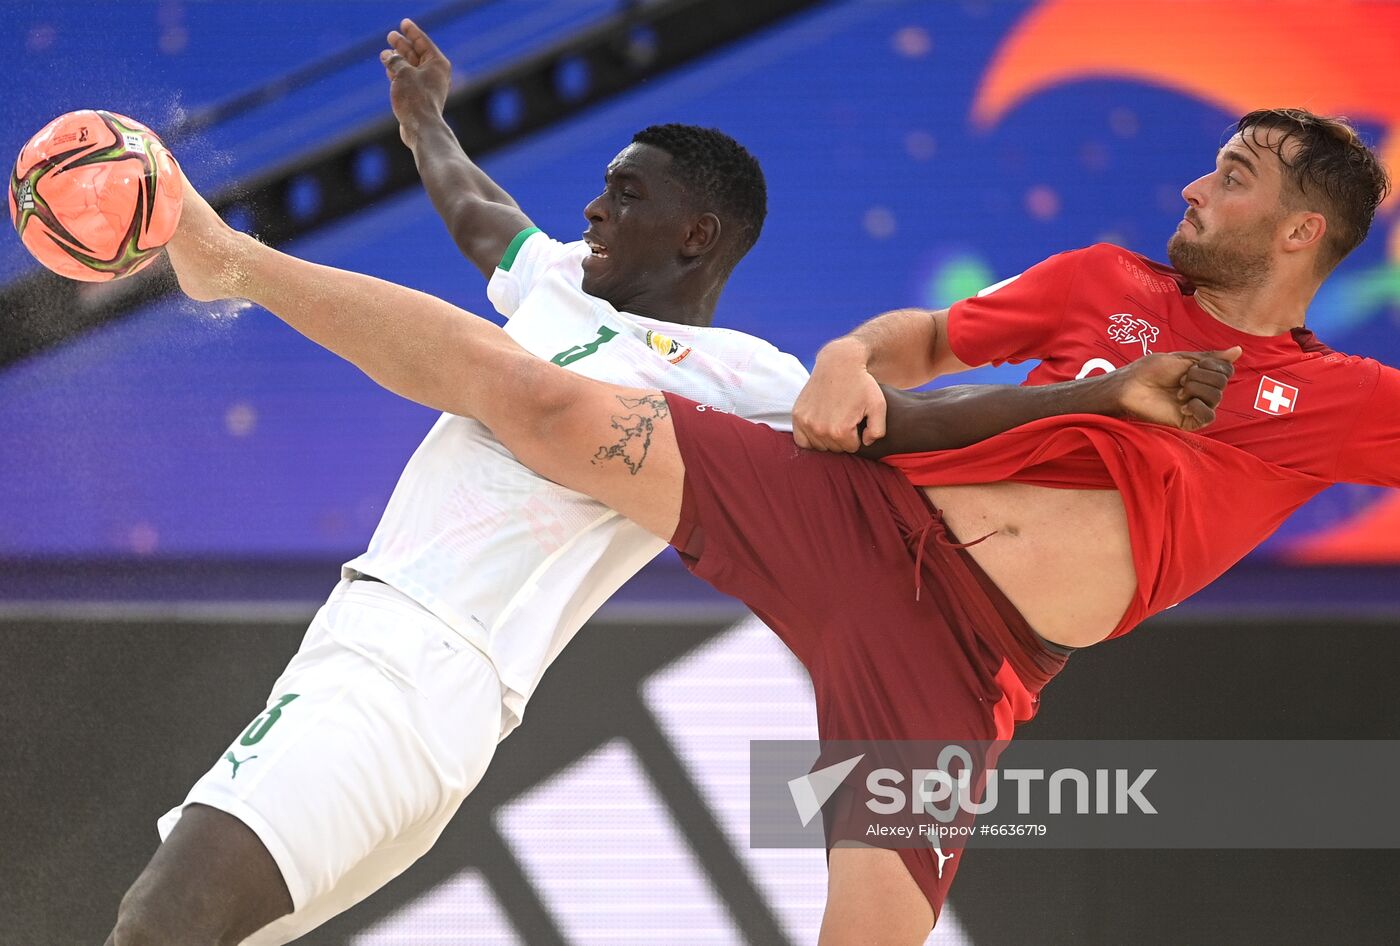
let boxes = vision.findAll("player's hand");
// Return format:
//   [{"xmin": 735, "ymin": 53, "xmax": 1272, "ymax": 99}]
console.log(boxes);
[
  {"xmin": 381, "ymin": 18, "xmax": 453, "ymax": 149},
  {"xmin": 1114, "ymin": 346, "xmax": 1242, "ymax": 432},
  {"xmin": 793, "ymin": 338, "xmax": 888, "ymax": 452}
]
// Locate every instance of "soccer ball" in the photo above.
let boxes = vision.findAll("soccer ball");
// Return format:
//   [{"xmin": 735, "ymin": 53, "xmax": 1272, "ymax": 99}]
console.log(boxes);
[{"xmin": 9, "ymin": 109, "xmax": 184, "ymax": 282}]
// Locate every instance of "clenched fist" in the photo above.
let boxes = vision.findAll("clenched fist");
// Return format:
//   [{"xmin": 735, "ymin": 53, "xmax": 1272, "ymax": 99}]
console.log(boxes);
[{"xmin": 1112, "ymin": 346, "xmax": 1241, "ymax": 431}]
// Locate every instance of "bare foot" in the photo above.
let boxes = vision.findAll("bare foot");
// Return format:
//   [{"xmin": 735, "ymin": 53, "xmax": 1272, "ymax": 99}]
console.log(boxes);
[{"xmin": 164, "ymin": 174, "xmax": 252, "ymax": 302}]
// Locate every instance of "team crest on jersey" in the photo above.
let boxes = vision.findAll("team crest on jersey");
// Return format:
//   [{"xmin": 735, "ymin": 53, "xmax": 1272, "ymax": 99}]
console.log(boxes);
[
  {"xmin": 645, "ymin": 330, "xmax": 693, "ymax": 365},
  {"xmin": 1254, "ymin": 375, "xmax": 1299, "ymax": 415},
  {"xmin": 1107, "ymin": 312, "xmax": 1160, "ymax": 357}
]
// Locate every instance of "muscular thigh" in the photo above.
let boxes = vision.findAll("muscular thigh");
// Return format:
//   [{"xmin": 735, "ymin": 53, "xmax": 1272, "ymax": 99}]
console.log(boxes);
[
  {"xmin": 821, "ymin": 846, "xmax": 934, "ymax": 945},
  {"xmin": 487, "ymin": 366, "xmax": 684, "ymax": 541}
]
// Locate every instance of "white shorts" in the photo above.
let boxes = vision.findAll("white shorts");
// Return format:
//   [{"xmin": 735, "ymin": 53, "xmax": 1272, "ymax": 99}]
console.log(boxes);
[{"xmin": 157, "ymin": 579, "xmax": 504, "ymax": 945}]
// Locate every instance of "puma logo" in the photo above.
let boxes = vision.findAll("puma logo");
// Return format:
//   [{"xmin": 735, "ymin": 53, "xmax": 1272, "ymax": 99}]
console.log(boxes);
[
  {"xmin": 930, "ymin": 835, "xmax": 956, "ymax": 879},
  {"xmin": 225, "ymin": 751, "xmax": 258, "ymax": 779}
]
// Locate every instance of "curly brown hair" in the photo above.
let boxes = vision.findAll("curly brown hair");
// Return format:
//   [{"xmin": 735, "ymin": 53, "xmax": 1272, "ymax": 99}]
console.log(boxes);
[{"xmin": 1236, "ymin": 108, "xmax": 1391, "ymax": 274}]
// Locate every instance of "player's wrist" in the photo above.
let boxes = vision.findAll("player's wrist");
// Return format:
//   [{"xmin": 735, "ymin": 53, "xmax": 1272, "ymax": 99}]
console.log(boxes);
[
  {"xmin": 816, "ymin": 336, "xmax": 871, "ymax": 371},
  {"xmin": 401, "ymin": 111, "xmax": 453, "ymax": 150},
  {"xmin": 1079, "ymin": 370, "xmax": 1130, "ymax": 417},
  {"xmin": 397, "ymin": 110, "xmax": 450, "ymax": 153}
]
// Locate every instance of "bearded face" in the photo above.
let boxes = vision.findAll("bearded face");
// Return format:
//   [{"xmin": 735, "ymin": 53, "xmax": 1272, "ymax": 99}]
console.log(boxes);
[
  {"xmin": 1167, "ymin": 125, "xmax": 1318, "ymax": 292},
  {"xmin": 1167, "ymin": 206, "xmax": 1280, "ymax": 292}
]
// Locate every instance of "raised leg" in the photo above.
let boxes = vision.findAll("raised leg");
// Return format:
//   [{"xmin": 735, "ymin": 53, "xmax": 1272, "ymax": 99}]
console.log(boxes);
[{"xmin": 164, "ymin": 182, "xmax": 684, "ymax": 540}]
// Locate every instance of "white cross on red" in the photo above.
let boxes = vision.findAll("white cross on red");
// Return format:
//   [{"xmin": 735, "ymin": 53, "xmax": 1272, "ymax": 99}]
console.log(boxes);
[{"xmin": 1254, "ymin": 376, "xmax": 1299, "ymax": 415}]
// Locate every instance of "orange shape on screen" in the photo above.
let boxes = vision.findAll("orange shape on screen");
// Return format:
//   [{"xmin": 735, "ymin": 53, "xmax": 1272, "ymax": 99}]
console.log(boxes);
[{"xmin": 973, "ymin": 0, "xmax": 1400, "ymax": 200}]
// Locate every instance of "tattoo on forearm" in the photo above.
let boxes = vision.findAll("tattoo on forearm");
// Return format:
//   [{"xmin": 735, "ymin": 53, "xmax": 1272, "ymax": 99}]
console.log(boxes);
[{"xmin": 593, "ymin": 394, "xmax": 670, "ymax": 475}]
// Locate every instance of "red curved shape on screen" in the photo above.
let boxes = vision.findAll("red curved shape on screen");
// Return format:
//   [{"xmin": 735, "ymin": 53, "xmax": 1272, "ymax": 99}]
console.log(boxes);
[{"xmin": 973, "ymin": 0, "xmax": 1400, "ymax": 192}]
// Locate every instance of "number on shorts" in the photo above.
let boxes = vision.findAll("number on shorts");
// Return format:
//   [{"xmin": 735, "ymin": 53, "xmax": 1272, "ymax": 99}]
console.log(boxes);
[{"xmin": 239, "ymin": 693, "xmax": 300, "ymax": 746}]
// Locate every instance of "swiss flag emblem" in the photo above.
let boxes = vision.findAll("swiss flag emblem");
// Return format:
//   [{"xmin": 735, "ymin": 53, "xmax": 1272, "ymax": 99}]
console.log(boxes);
[{"xmin": 1254, "ymin": 376, "xmax": 1299, "ymax": 415}]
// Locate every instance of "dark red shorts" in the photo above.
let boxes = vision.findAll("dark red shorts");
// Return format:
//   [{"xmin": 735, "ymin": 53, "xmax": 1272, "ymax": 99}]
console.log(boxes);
[{"xmin": 665, "ymin": 394, "xmax": 1069, "ymax": 916}]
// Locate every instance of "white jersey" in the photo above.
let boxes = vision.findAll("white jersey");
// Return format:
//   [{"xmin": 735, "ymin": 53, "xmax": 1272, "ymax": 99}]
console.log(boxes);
[{"xmin": 343, "ymin": 229, "xmax": 809, "ymax": 733}]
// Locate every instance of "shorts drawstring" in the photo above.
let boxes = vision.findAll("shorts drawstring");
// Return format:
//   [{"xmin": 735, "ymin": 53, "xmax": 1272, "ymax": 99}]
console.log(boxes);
[{"xmin": 908, "ymin": 511, "xmax": 996, "ymax": 601}]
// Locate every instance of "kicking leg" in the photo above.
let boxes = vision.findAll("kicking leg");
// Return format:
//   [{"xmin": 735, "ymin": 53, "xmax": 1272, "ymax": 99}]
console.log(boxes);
[{"xmin": 165, "ymin": 182, "xmax": 684, "ymax": 540}]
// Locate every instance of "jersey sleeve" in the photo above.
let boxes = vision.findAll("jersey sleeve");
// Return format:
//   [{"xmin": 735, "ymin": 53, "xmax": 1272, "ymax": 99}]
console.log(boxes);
[
  {"xmin": 945, "ymin": 248, "xmax": 1088, "ymax": 367},
  {"xmin": 1335, "ymin": 361, "xmax": 1400, "ymax": 487},
  {"xmin": 485, "ymin": 228, "xmax": 580, "ymax": 318},
  {"xmin": 726, "ymin": 344, "xmax": 810, "ymax": 432}
]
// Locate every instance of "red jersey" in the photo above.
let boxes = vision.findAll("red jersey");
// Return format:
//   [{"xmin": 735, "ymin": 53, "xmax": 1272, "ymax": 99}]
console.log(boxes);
[{"xmin": 884, "ymin": 243, "xmax": 1400, "ymax": 638}]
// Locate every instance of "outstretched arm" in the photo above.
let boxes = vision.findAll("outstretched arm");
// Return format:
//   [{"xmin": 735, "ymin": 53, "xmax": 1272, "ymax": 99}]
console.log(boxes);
[
  {"xmin": 794, "ymin": 307, "xmax": 969, "ymax": 450},
  {"xmin": 381, "ymin": 19, "xmax": 532, "ymax": 278},
  {"xmin": 796, "ymin": 306, "xmax": 1237, "ymax": 454},
  {"xmin": 857, "ymin": 348, "xmax": 1238, "ymax": 459}
]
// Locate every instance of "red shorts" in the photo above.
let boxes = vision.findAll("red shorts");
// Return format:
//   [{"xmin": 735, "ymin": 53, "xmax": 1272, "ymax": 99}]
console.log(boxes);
[{"xmin": 665, "ymin": 394, "xmax": 1069, "ymax": 916}]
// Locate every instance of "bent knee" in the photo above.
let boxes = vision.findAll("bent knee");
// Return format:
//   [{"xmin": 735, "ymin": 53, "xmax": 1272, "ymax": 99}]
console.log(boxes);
[
  {"xmin": 491, "ymin": 358, "xmax": 623, "ymax": 450},
  {"xmin": 482, "ymin": 354, "xmax": 584, "ymax": 437},
  {"xmin": 528, "ymin": 359, "xmax": 592, "ymax": 423}
]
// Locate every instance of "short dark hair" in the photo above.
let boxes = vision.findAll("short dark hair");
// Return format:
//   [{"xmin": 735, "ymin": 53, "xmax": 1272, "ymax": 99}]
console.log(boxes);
[
  {"xmin": 1236, "ymin": 108, "xmax": 1391, "ymax": 274},
  {"xmin": 631, "ymin": 123, "xmax": 766, "ymax": 270}
]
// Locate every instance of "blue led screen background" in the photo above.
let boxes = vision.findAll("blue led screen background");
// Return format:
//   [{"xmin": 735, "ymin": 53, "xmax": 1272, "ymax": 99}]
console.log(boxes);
[{"xmin": 2, "ymin": 0, "xmax": 1398, "ymax": 565}]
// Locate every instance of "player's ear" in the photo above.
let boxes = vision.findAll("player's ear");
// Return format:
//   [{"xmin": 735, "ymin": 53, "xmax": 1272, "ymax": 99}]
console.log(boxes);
[
  {"xmin": 1282, "ymin": 210, "xmax": 1326, "ymax": 256},
  {"xmin": 681, "ymin": 212, "xmax": 721, "ymax": 259}
]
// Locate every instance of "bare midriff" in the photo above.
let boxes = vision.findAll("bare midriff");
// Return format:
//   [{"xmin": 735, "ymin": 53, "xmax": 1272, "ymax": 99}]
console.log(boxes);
[{"xmin": 921, "ymin": 483, "xmax": 1136, "ymax": 649}]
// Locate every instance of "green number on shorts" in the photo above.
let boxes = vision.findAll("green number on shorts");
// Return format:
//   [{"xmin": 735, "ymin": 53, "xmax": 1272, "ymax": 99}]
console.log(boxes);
[
  {"xmin": 551, "ymin": 326, "xmax": 618, "ymax": 366},
  {"xmin": 239, "ymin": 693, "xmax": 300, "ymax": 746}
]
